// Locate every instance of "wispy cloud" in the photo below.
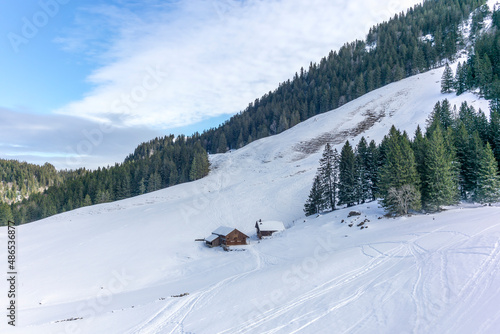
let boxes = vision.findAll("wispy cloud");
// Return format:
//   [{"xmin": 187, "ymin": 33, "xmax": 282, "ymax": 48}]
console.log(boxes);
[
  {"xmin": 56, "ymin": 0, "xmax": 422, "ymax": 129},
  {"xmin": 0, "ymin": 107, "xmax": 161, "ymax": 170}
]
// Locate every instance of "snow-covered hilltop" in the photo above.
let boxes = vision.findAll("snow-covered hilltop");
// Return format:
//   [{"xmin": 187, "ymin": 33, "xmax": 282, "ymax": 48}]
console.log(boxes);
[{"xmin": 1, "ymin": 66, "xmax": 499, "ymax": 334}]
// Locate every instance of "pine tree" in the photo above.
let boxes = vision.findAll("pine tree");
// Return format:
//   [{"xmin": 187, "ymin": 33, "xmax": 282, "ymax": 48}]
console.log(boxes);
[
  {"xmin": 304, "ymin": 175, "xmax": 324, "ymax": 216},
  {"xmin": 421, "ymin": 124, "xmax": 459, "ymax": 211},
  {"xmin": 454, "ymin": 121, "xmax": 470, "ymax": 199},
  {"xmin": 490, "ymin": 107, "xmax": 500, "ymax": 169},
  {"xmin": 441, "ymin": 63, "xmax": 455, "ymax": 93},
  {"xmin": 355, "ymin": 137, "xmax": 372, "ymax": 203},
  {"xmin": 413, "ymin": 125, "xmax": 427, "ymax": 181},
  {"xmin": 474, "ymin": 143, "xmax": 500, "ymax": 204},
  {"xmin": 218, "ymin": 133, "xmax": 228, "ymax": 153},
  {"xmin": 478, "ymin": 54, "xmax": 493, "ymax": 97},
  {"xmin": 83, "ymin": 194, "xmax": 92, "ymax": 207},
  {"xmin": 367, "ymin": 140, "xmax": 379, "ymax": 200},
  {"xmin": 427, "ymin": 100, "xmax": 453, "ymax": 132},
  {"xmin": 379, "ymin": 126, "xmax": 421, "ymax": 215},
  {"xmin": 338, "ymin": 141, "xmax": 358, "ymax": 207},
  {"xmin": 455, "ymin": 62, "xmax": 467, "ymax": 95},
  {"xmin": 189, "ymin": 156, "xmax": 200, "ymax": 181},
  {"xmin": 318, "ymin": 144, "xmax": 339, "ymax": 211}
]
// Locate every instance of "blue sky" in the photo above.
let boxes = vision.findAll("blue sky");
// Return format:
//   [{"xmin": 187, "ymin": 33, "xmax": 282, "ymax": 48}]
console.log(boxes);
[{"xmin": 0, "ymin": 0, "xmax": 421, "ymax": 169}]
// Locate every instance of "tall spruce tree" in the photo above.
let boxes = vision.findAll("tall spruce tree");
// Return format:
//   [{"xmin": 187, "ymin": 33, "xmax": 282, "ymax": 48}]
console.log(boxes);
[
  {"xmin": 441, "ymin": 63, "xmax": 455, "ymax": 93},
  {"xmin": 304, "ymin": 175, "xmax": 324, "ymax": 216},
  {"xmin": 413, "ymin": 125, "xmax": 427, "ymax": 182},
  {"xmin": 218, "ymin": 133, "xmax": 228, "ymax": 153},
  {"xmin": 489, "ymin": 107, "xmax": 500, "ymax": 169},
  {"xmin": 338, "ymin": 141, "xmax": 358, "ymax": 207},
  {"xmin": 454, "ymin": 121, "xmax": 470, "ymax": 199},
  {"xmin": 474, "ymin": 142, "xmax": 500, "ymax": 204},
  {"xmin": 421, "ymin": 124, "xmax": 459, "ymax": 211},
  {"xmin": 367, "ymin": 140, "xmax": 380, "ymax": 200},
  {"xmin": 355, "ymin": 137, "xmax": 372, "ymax": 203},
  {"xmin": 318, "ymin": 144, "xmax": 339, "ymax": 211},
  {"xmin": 427, "ymin": 100, "xmax": 453, "ymax": 132},
  {"xmin": 455, "ymin": 62, "xmax": 467, "ymax": 95},
  {"xmin": 379, "ymin": 126, "xmax": 421, "ymax": 215}
]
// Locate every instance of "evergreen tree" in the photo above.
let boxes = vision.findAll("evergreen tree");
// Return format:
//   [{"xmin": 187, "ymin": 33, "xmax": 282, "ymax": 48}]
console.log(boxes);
[
  {"xmin": 318, "ymin": 144, "xmax": 339, "ymax": 211},
  {"xmin": 421, "ymin": 125, "xmax": 459, "ymax": 211},
  {"xmin": 367, "ymin": 140, "xmax": 379, "ymax": 200},
  {"xmin": 413, "ymin": 125, "xmax": 427, "ymax": 182},
  {"xmin": 218, "ymin": 133, "xmax": 228, "ymax": 153},
  {"xmin": 455, "ymin": 62, "xmax": 467, "ymax": 95},
  {"xmin": 474, "ymin": 143, "xmax": 500, "ymax": 203},
  {"xmin": 355, "ymin": 137, "xmax": 372, "ymax": 203},
  {"xmin": 304, "ymin": 175, "xmax": 324, "ymax": 216},
  {"xmin": 427, "ymin": 100, "xmax": 453, "ymax": 132},
  {"xmin": 454, "ymin": 121, "xmax": 470, "ymax": 199},
  {"xmin": 83, "ymin": 194, "xmax": 92, "ymax": 207},
  {"xmin": 478, "ymin": 54, "xmax": 493, "ymax": 97},
  {"xmin": 338, "ymin": 141, "xmax": 358, "ymax": 207},
  {"xmin": 489, "ymin": 107, "xmax": 500, "ymax": 168},
  {"xmin": 441, "ymin": 63, "xmax": 455, "ymax": 93},
  {"xmin": 379, "ymin": 126, "xmax": 421, "ymax": 215}
]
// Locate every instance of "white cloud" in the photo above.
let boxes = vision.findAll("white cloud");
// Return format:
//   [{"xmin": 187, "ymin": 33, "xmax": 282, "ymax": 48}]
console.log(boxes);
[
  {"xmin": 0, "ymin": 107, "xmax": 161, "ymax": 170},
  {"xmin": 56, "ymin": 0, "xmax": 422, "ymax": 129}
]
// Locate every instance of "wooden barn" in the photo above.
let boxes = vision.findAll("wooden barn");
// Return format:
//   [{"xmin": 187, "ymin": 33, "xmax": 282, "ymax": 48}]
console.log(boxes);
[
  {"xmin": 255, "ymin": 221, "xmax": 285, "ymax": 239},
  {"xmin": 205, "ymin": 226, "xmax": 248, "ymax": 247}
]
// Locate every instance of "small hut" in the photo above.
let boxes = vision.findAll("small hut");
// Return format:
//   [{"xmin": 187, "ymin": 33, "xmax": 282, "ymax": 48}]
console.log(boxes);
[
  {"xmin": 204, "ymin": 234, "xmax": 220, "ymax": 247},
  {"xmin": 255, "ymin": 221, "xmax": 285, "ymax": 239}
]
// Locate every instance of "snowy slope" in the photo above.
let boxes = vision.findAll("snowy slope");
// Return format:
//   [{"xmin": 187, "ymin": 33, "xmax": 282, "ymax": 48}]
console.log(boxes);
[{"xmin": 0, "ymin": 66, "xmax": 498, "ymax": 334}]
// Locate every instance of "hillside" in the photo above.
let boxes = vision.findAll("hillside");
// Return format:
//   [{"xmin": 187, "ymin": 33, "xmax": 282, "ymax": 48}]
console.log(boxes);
[{"xmin": 0, "ymin": 65, "xmax": 498, "ymax": 333}]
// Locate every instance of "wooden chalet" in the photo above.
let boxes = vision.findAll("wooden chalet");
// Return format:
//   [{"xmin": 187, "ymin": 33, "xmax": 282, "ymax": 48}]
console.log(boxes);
[
  {"xmin": 205, "ymin": 226, "xmax": 248, "ymax": 247},
  {"xmin": 255, "ymin": 221, "xmax": 285, "ymax": 239}
]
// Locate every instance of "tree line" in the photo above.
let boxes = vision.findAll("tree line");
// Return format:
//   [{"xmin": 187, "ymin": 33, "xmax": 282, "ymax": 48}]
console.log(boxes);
[
  {"xmin": 304, "ymin": 100, "xmax": 500, "ymax": 216},
  {"xmin": 1, "ymin": 136, "xmax": 209, "ymax": 225}
]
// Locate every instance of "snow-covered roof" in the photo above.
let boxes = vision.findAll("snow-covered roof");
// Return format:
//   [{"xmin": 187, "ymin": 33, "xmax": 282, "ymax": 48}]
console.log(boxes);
[
  {"xmin": 258, "ymin": 221, "xmax": 285, "ymax": 232},
  {"xmin": 205, "ymin": 234, "xmax": 219, "ymax": 242},
  {"xmin": 212, "ymin": 226, "xmax": 236, "ymax": 236}
]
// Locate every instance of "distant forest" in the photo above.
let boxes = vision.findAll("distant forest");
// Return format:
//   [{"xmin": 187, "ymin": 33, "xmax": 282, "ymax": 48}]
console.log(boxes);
[{"xmin": 1, "ymin": 0, "xmax": 493, "ymax": 225}]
